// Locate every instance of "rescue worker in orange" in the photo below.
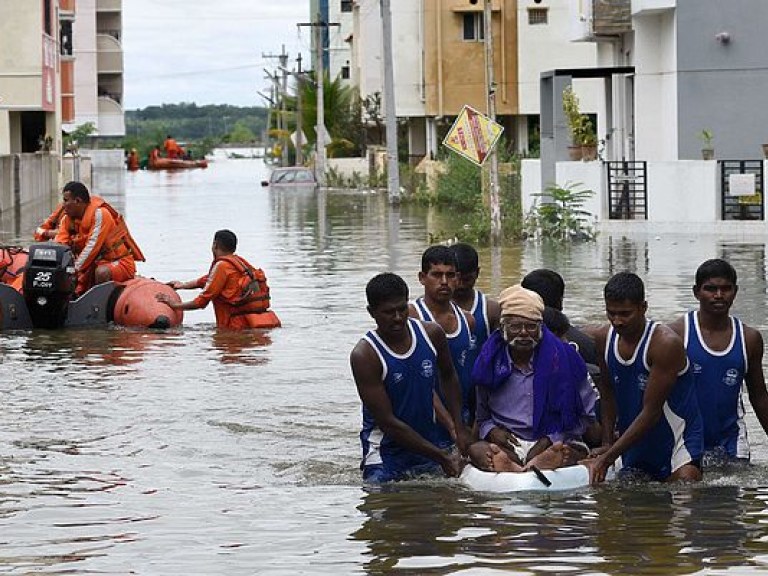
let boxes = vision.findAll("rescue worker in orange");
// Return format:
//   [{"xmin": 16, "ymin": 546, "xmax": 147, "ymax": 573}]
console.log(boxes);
[
  {"xmin": 164, "ymin": 135, "xmax": 185, "ymax": 159},
  {"xmin": 126, "ymin": 148, "xmax": 140, "ymax": 171},
  {"xmin": 155, "ymin": 229, "xmax": 280, "ymax": 330},
  {"xmin": 54, "ymin": 181, "xmax": 145, "ymax": 296},
  {"xmin": 33, "ymin": 203, "xmax": 66, "ymax": 241},
  {"xmin": 149, "ymin": 146, "xmax": 162, "ymax": 168}
]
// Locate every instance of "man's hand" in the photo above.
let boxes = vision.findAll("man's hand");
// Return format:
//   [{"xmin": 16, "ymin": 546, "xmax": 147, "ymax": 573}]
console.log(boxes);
[
  {"xmin": 581, "ymin": 454, "xmax": 611, "ymax": 485},
  {"xmin": 454, "ymin": 424, "xmax": 472, "ymax": 456},
  {"xmin": 166, "ymin": 280, "xmax": 183, "ymax": 290},
  {"xmin": 439, "ymin": 450, "xmax": 464, "ymax": 478},
  {"xmin": 155, "ymin": 293, "xmax": 176, "ymax": 308},
  {"xmin": 486, "ymin": 426, "xmax": 522, "ymax": 465},
  {"xmin": 525, "ymin": 437, "xmax": 553, "ymax": 462}
]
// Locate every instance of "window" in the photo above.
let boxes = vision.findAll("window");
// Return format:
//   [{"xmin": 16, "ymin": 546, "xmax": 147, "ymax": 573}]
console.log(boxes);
[
  {"xmin": 60, "ymin": 20, "xmax": 73, "ymax": 56},
  {"xmin": 341, "ymin": 0, "xmax": 353, "ymax": 12},
  {"xmin": 528, "ymin": 8, "xmax": 548, "ymax": 25},
  {"xmin": 462, "ymin": 12, "xmax": 484, "ymax": 41},
  {"xmin": 341, "ymin": 64, "xmax": 350, "ymax": 80}
]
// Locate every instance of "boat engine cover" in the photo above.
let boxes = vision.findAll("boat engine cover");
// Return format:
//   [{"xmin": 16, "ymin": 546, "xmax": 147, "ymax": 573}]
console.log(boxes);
[{"xmin": 22, "ymin": 243, "xmax": 76, "ymax": 328}]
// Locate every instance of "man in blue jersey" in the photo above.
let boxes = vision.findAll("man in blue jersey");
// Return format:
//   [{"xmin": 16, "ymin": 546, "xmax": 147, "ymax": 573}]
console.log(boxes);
[
  {"xmin": 585, "ymin": 272, "xmax": 704, "ymax": 484},
  {"xmin": 351, "ymin": 272, "xmax": 471, "ymax": 483},
  {"xmin": 451, "ymin": 243, "xmax": 501, "ymax": 354},
  {"xmin": 409, "ymin": 245, "xmax": 477, "ymax": 440},
  {"xmin": 669, "ymin": 259, "xmax": 768, "ymax": 464}
]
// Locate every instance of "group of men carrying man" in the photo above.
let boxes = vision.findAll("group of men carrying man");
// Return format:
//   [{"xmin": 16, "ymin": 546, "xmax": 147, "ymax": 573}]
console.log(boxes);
[
  {"xmin": 351, "ymin": 244, "xmax": 768, "ymax": 485},
  {"xmin": 24, "ymin": 180, "xmax": 277, "ymax": 330}
]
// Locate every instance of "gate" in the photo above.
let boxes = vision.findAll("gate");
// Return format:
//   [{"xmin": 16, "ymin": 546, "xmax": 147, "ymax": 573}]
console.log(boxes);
[
  {"xmin": 606, "ymin": 161, "xmax": 648, "ymax": 219},
  {"xmin": 720, "ymin": 160, "xmax": 764, "ymax": 221}
]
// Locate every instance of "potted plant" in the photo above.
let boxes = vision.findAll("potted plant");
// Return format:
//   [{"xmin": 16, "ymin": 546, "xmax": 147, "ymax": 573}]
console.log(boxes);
[
  {"xmin": 562, "ymin": 86, "xmax": 584, "ymax": 161},
  {"xmin": 698, "ymin": 129, "xmax": 715, "ymax": 160},
  {"xmin": 581, "ymin": 118, "xmax": 598, "ymax": 161}
]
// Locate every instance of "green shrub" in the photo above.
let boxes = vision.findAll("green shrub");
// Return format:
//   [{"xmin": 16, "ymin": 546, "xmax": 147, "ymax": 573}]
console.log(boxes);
[{"xmin": 524, "ymin": 181, "xmax": 596, "ymax": 242}]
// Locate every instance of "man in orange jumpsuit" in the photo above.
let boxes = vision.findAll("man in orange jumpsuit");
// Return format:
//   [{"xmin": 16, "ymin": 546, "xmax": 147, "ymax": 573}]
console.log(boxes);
[
  {"xmin": 54, "ymin": 181, "xmax": 145, "ymax": 295},
  {"xmin": 164, "ymin": 135, "xmax": 185, "ymax": 159},
  {"xmin": 155, "ymin": 229, "xmax": 280, "ymax": 330},
  {"xmin": 34, "ymin": 203, "xmax": 66, "ymax": 241}
]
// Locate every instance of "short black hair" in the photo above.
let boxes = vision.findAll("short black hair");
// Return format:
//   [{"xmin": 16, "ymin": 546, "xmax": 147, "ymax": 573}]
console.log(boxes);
[
  {"xmin": 421, "ymin": 245, "xmax": 457, "ymax": 273},
  {"xmin": 451, "ymin": 243, "xmax": 479, "ymax": 274},
  {"xmin": 543, "ymin": 306, "xmax": 571, "ymax": 337},
  {"xmin": 695, "ymin": 258, "xmax": 737, "ymax": 288},
  {"xmin": 366, "ymin": 273, "xmax": 409, "ymax": 308},
  {"xmin": 214, "ymin": 229, "xmax": 237, "ymax": 252},
  {"xmin": 63, "ymin": 181, "xmax": 90, "ymax": 202},
  {"xmin": 521, "ymin": 269, "xmax": 565, "ymax": 310},
  {"xmin": 604, "ymin": 272, "xmax": 645, "ymax": 303}
]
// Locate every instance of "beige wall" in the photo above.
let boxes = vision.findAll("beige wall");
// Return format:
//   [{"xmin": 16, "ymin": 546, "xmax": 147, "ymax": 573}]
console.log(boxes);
[
  {"xmin": 424, "ymin": 0, "xmax": 518, "ymax": 117},
  {"xmin": 0, "ymin": 2, "xmax": 45, "ymax": 107}
]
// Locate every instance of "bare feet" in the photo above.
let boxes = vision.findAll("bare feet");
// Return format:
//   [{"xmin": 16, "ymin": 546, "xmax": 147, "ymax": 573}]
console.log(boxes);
[
  {"xmin": 525, "ymin": 441, "xmax": 570, "ymax": 471},
  {"xmin": 469, "ymin": 441, "xmax": 524, "ymax": 472}
]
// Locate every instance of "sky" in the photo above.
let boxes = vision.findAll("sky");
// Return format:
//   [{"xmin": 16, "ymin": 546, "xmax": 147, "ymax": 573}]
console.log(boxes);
[{"xmin": 122, "ymin": 1, "xmax": 312, "ymax": 110}]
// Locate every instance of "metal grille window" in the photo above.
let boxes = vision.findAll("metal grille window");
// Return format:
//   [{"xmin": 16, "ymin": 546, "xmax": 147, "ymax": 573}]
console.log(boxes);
[
  {"xmin": 528, "ymin": 8, "xmax": 548, "ymax": 25},
  {"xmin": 462, "ymin": 13, "xmax": 485, "ymax": 41}
]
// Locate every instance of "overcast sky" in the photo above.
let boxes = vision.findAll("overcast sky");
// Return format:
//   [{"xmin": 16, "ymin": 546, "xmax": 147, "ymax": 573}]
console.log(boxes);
[{"xmin": 122, "ymin": 1, "xmax": 311, "ymax": 110}]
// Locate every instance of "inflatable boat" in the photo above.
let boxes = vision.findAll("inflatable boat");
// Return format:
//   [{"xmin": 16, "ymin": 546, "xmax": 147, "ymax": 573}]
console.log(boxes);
[
  {"xmin": 461, "ymin": 463, "xmax": 616, "ymax": 493},
  {"xmin": 0, "ymin": 243, "xmax": 182, "ymax": 330},
  {"xmin": 148, "ymin": 157, "xmax": 208, "ymax": 170}
]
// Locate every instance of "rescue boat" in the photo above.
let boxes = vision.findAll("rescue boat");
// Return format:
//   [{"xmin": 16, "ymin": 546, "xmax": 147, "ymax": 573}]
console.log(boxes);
[
  {"xmin": 148, "ymin": 157, "xmax": 208, "ymax": 170},
  {"xmin": 0, "ymin": 243, "xmax": 183, "ymax": 330}
]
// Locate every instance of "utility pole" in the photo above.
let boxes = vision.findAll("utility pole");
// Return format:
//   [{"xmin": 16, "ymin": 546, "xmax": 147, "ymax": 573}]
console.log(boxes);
[
  {"xmin": 381, "ymin": 0, "xmax": 401, "ymax": 204},
  {"xmin": 263, "ymin": 46, "xmax": 290, "ymax": 167},
  {"xmin": 483, "ymin": 0, "xmax": 502, "ymax": 244},
  {"xmin": 295, "ymin": 53, "xmax": 304, "ymax": 166},
  {"xmin": 298, "ymin": 15, "xmax": 339, "ymax": 187}
]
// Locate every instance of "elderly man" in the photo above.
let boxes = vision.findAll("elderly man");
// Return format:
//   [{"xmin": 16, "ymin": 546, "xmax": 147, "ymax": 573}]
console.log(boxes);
[{"xmin": 469, "ymin": 284, "xmax": 598, "ymax": 472}]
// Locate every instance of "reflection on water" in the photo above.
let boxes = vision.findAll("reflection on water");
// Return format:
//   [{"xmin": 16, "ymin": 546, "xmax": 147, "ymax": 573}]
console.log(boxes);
[{"xmin": 3, "ymin": 156, "xmax": 768, "ymax": 573}]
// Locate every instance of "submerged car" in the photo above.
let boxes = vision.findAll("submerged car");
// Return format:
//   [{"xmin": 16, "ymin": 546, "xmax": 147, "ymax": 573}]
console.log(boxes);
[{"xmin": 261, "ymin": 167, "xmax": 317, "ymax": 188}]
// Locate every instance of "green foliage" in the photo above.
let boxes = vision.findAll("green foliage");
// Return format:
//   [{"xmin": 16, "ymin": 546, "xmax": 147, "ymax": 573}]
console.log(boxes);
[
  {"xmin": 698, "ymin": 129, "xmax": 714, "ymax": 148},
  {"xmin": 525, "ymin": 181, "xmax": 596, "ymax": 242},
  {"xmin": 562, "ymin": 86, "xmax": 595, "ymax": 145},
  {"xmin": 63, "ymin": 121, "xmax": 96, "ymax": 152}
]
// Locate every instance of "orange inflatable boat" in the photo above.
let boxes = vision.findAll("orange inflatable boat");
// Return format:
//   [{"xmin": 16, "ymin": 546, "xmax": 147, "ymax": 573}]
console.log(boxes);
[
  {"xmin": 0, "ymin": 246, "xmax": 28, "ymax": 286},
  {"xmin": 148, "ymin": 157, "xmax": 208, "ymax": 170},
  {"xmin": 113, "ymin": 278, "xmax": 184, "ymax": 329}
]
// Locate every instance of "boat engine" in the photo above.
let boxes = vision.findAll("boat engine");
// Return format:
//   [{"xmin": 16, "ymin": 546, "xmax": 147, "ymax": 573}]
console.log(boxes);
[{"xmin": 22, "ymin": 243, "xmax": 76, "ymax": 329}]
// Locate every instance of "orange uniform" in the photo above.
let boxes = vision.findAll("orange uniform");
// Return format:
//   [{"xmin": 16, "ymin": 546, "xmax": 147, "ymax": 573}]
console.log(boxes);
[
  {"xmin": 54, "ymin": 197, "xmax": 145, "ymax": 294},
  {"xmin": 164, "ymin": 138, "xmax": 185, "ymax": 159},
  {"xmin": 192, "ymin": 255, "xmax": 278, "ymax": 330},
  {"xmin": 34, "ymin": 203, "xmax": 66, "ymax": 241},
  {"xmin": 127, "ymin": 150, "xmax": 140, "ymax": 171}
]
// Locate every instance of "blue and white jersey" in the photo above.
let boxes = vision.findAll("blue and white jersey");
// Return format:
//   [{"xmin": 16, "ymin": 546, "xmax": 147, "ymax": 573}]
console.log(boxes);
[
  {"xmin": 412, "ymin": 297, "xmax": 477, "ymax": 423},
  {"xmin": 684, "ymin": 311, "xmax": 750, "ymax": 460},
  {"xmin": 360, "ymin": 318, "xmax": 441, "ymax": 473},
  {"xmin": 469, "ymin": 290, "xmax": 492, "ymax": 351},
  {"xmin": 606, "ymin": 320, "xmax": 703, "ymax": 480}
]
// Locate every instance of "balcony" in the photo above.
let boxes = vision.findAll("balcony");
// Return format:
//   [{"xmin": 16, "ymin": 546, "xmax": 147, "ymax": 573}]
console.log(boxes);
[
  {"xmin": 97, "ymin": 34, "xmax": 123, "ymax": 74},
  {"xmin": 96, "ymin": 0, "xmax": 121, "ymax": 12},
  {"xmin": 631, "ymin": 0, "xmax": 675, "ymax": 16},
  {"xmin": 98, "ymin": 95, "xmax": 125, "ymax": 137},
  {"xmin": 571, "ymin": 0, "xmax": 632, "ymax": 41}
]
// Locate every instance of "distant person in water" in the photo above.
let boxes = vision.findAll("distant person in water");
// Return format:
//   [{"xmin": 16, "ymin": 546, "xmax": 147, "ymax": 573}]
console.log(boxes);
[
  {"xmin": 351, "ymin": 272, "xmax": 470, "ymax": 483},
  {"xmin": 669, "ymin": 259, "xmax": 768, "ymax": 465},
  {"xmin": 156, "ymin": 229, "xmax": 279, "ymax": 331}
]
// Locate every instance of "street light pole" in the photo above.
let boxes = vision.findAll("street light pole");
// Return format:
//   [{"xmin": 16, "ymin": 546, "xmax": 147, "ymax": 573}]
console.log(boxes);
[
  {"xmin": 483, "ymin": 0, "xmax": 502, "ymax": 244},
  {"xmin": 381, "ymin": 0, "xmax": 401, "ymax": 204}
]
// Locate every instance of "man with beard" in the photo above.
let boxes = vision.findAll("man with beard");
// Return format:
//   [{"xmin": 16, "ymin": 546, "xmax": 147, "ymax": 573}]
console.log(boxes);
[
  {"xmin": 584, "ymin": 272, "xmax": 703, "ymax": 484},
  {"xmin": 669, "ymin": 259, "xmax": 768, "ymax": 464},
  {"xmin": 469, "ymin": 284, "xmax": 597, "ymax": 472}
]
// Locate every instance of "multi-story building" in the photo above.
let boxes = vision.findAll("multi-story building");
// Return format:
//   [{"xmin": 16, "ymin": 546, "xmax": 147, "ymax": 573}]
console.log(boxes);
[
  {"xmin": 0, "ymin": 0, "xmax": 62, "ymax": 154},
  {"xmin": 309, "ymin": 0, "xmax": 354, "ymax": 87},
  {"xmin": 348, "ymin": 0, "xmax": 599, "ymax": 161},
  {"xmin": 64, "ymin": 0, "xmax": 125, "ymax": 139}
]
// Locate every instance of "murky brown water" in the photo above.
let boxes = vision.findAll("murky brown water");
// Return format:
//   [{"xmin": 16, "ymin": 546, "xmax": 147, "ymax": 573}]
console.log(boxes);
[{"xmin": 2, "ymin": 151, "xmax": 768, "ymax": 574}]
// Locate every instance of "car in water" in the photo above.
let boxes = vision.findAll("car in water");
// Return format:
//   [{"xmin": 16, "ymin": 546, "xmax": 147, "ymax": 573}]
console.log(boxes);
[{"xmin": 261, "ymin": 167, "xmax": 317, "ymax": 189}]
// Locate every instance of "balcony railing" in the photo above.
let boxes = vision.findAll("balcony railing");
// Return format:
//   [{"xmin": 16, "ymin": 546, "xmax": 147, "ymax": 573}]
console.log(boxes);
[{"xmin": 96, "ymin": 0, "xmax": 121, "ymax": 12}]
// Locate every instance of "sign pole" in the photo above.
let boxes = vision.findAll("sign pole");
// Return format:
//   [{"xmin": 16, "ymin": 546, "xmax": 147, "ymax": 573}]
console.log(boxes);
[{"xmin": 484, "ymin": 0, "xmax": 502, "ymax": 244}]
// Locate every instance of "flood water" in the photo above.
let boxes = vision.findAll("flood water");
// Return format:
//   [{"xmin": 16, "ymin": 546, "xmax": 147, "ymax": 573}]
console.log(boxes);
[{"xmin": 3, "ymin": 151, "xmax": 768, "ymax": 574}]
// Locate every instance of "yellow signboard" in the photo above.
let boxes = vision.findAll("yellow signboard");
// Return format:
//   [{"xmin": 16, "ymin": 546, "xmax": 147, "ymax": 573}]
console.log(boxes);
[{"xmin": 442, "ymin": 105, "xmax": 504, "ymax": 166}]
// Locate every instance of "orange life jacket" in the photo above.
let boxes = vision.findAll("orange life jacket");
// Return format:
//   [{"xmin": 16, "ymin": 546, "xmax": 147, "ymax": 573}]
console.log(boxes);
[{"xmin": 214, "ymin": 255, "xmax": 271, "ymax": 312}]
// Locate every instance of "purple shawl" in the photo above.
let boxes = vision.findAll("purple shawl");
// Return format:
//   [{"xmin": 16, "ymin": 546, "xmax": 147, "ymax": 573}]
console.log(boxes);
[{"xmin": 471, "ymin": 326, "xmax": 587, "ymax": 438}]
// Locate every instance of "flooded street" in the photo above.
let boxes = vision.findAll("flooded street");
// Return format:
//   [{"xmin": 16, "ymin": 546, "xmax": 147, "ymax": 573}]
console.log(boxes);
[{"xmin": 3, "ymin": 153, "xmax": 768, "ymax": 574}]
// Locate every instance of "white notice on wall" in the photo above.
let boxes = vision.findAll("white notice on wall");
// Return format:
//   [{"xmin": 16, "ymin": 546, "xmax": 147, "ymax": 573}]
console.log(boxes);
[{"xmin": 729, "ymin": 173, "xmax": 756, "ymax": 196}]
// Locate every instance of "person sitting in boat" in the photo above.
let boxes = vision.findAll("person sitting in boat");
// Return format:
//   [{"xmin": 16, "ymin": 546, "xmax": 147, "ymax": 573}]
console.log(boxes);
[
  {"xmin": 350, "ymin": 272, "xmax": 470, "ymax": 483},
  {"xmin": 54, "ymin": 181, "xmax": 145, "ymax": 296},
  {"xmin": 155, "ymin": 229, "xmax": 280, "ymax": 331},
  {"xmin": 164, "ymin": 135, "xmax": 185, "ymax": 160},
  {"xmin": 469, "ymin": 284, "xmax": 598, "ymax": 473},
  {"xmin": 149, "ymin": 146, "xmax": 161, "ymax": 168},
  {"xmin": 126, "ymin": 148, "xmax": 140, "ymax": 171}
]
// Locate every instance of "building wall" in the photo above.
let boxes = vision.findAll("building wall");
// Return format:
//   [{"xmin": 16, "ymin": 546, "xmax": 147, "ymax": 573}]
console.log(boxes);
[
  {"xmin": 327, "ymin": 0, "xmax": 353, "ymax": 85},
  {"xmin": 0, "ymin": 2, "xmax": 45, "ymax": 108},
  {"xmin": 423, "ymin": 0, "xmax": 518, "ymax": 117},
  {"xmin": 69, "ymin": 0, "xmax": 99, "ymax": 131},
  {"xmin": 675, "ymin": 0, "xmax": 768, "ymax": 160}
]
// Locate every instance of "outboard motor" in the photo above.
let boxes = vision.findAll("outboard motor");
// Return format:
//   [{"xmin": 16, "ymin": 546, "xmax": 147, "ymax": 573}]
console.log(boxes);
[{"xmin": 22, "ymin": 243, "xmax": 76, "ymax": 329}]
